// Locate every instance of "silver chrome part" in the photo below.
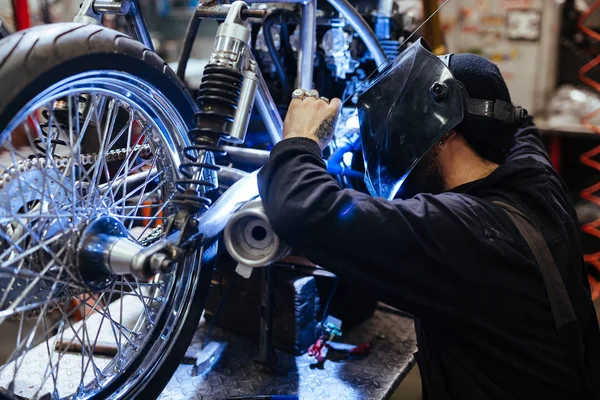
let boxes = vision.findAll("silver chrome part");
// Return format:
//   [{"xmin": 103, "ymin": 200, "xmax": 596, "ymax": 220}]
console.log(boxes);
[
  {"xmin": 229, "ymin": 59, "xmax": 259, "ymax": 144},
  {"xmin": 250, "ymin": 51, "xmax": 283, "ymax": 144},
  {"xmin": 217, "ymin": 166, "xmax": 248, "ymax": 189},
  {"xmin": 108, "ymin": 237, "xmax": 146, "ymax": 275},
  {"xmin": 196, "ymin": 3, "xmax": 267, "ymax": 20},
  {"xmin": 184, "ymin": 171, "xmax": 259, "ymax": 242},
  {"xmin": 321, "ymin": 27, "xmax": 359, "ymax": 79},
  {"xmin": 215, "ymin": 1, "xmax": 251, "ymax": 45},
  {"xmin": 256, "ymin": 85, "xmax": 283, "ymax": 144},
  {"xmin": 0, "ymin": 70, "xmax": 201, "ymax": 399},
  {"xmin": 187, "ymin": 150, "xmax": 218, "ymax": 195},
  {"xmin": 210, "ymin": 36, "xmax": 248, "ymax": 71},
  {"xmin": 0, "ymin": 167, "xmax": 68, "ymax": 218},
  {"xmin": 75, "ymin": 0, "xmax": 153, "ymax": 49},
  {"xmin": 93, "ymin": 0, "xmax": 131, "ymax": 14},
  {"xmin": 220, "ymin": 145, "xmax": 270, "ymax": 168},
  {"xmin": 224, "ymin": 198, "xmax": 289, "ymax": 269},
  {"xmin": 129, "ymin": 237, "xmax": 170, "ymax": 279},
  {"xmin": 305, "ymin": 89, "xmax": 319, "ymax": 99},
  {"xmin": 73, "ymin": 0, "xmax": 102, "ymax": 24},
  {"xmin": 297, "ymin": 0, "xmax": 317, "ymax": 89},
  {"xmin": 77, "ymin": 216, "xmax": 142, "ymax": 288},
  {"xmin": 0, "ymin": 145, "xmax": 151, "ymax": 192},
  {"xmin": 292, "ymin": 88, "xmax": 306, "ymax": 99},
  {"xmin": 129, "ymin": 171, "xmax": 260, "ymax": 279},
  {"xmin": 327, "ymin": 0, "xmax": 387, "ymax": 70}
]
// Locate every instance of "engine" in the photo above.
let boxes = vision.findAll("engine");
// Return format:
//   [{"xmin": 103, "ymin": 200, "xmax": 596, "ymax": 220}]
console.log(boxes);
[
  {"xmin": 209, "ymin": 0, "xmax": 424, "ymax": 191},
  {"xmin": 250, "ymin": 0, "xmax": 420, "ymax": 107}
]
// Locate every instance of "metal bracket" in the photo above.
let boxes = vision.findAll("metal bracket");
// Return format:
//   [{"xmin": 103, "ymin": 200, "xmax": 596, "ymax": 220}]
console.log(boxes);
[
  {"xmin": 73, "ymin": 0, "xmax": 131, "ymax": 24},
  {"xmin": 93, "ymin": 0, "xmax": 132, "ymax": 14},
  {"xmin": 73, "ymin": 0, "xmax": 153, "ymax": 49},
  {"xmin": 74, "ymin": 0, "xmax": 103, "ymax": 25},
  {"xmin": 196, "ymin": 3, "xmax": 266, "ymax": 20}
]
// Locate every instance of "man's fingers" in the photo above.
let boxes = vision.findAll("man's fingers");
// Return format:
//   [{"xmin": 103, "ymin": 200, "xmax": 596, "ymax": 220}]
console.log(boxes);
[
  {"xmin": 289, "ymin": 95, "xmax": 341, "ymax": 120},
  {"xmin": 328, "ymin": 97, "xmax": 342, "ymax": 112},
  {"xmin": 306, "ymin": 89, "xmax": 320, "ymax": 99}
]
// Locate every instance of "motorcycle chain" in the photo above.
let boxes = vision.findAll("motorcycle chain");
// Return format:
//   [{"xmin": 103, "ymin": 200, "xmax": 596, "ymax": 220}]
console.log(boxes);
[{"xmin": 0, "ymin": 144, "xmax": 152, "ymax": 189}]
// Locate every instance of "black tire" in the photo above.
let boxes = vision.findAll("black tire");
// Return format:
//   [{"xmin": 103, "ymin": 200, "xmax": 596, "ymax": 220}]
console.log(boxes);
[
  {"xmin": 0, "ymin": 24, "xmax": 212, "ymax": 399},
  {"xmin": 0, "ymin": 23, "xmax": 197, "ymax": 130}
]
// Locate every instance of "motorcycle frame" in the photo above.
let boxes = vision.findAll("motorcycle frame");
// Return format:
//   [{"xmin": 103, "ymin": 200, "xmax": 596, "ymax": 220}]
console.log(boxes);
[
  {"xmin": 64, "ymin": 0, "xmax": 387, "ymax": 278},
  {"xmin": 74, "ymin": 0, "xmax": 385, "ymax": 147}
]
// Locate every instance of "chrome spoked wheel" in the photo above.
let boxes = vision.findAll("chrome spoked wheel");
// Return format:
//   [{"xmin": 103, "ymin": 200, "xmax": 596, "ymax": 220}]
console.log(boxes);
[{"xmin": 0, "ymin": 71, "xmax": 201, "ymax": 399}]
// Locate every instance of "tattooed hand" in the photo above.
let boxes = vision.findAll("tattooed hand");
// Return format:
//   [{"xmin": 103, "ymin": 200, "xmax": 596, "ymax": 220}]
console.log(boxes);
[{"xmin": 282, "ymin": 92, "xmax": 342, "ymax": 151}]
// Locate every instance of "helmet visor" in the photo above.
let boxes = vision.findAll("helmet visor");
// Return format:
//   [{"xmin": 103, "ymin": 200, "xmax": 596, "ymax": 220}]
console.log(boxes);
[{"xmin": 358, "ymin": 39, "xmax": 464, "ymax": 199}]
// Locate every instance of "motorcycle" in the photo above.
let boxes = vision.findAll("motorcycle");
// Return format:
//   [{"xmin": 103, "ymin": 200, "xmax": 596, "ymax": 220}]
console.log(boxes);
[{"xmin": 0, "ymin": 0, "xmax": 425, "ymax": 398}]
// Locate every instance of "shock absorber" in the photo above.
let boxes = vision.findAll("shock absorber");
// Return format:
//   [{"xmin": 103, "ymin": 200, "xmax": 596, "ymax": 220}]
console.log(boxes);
[{"xmin": 175, "ymin": 1, "xmax": 259, "ymax": 213}]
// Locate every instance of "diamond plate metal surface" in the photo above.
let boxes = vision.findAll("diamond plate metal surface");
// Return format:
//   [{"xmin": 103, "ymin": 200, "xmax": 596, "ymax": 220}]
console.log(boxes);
[
  {"xmin": 161, "ymin": 309, "xmax": 417, "ymax": 400},
  {"xmin": 0, "ymin": 309, "xmax": 415, "ymax": 399}
]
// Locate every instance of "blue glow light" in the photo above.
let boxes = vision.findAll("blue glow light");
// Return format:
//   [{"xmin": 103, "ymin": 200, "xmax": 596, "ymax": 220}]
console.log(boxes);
[
  {"xmin": 343, "ymin": 152, "xmax": 353, "ymax": 166},
  {"xmin": 339, "ymin": 202, "xmax": 355, "ymax": 217},
  {"xmin": 345, "ymin": 112, "xmax": 360, "ymax": 129}
]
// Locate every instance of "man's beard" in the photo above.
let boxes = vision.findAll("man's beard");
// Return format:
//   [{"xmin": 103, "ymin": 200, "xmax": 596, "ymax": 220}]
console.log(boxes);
[{"xmin": 396, "ymin": 147, "xmax": 445, "ymax": 199}]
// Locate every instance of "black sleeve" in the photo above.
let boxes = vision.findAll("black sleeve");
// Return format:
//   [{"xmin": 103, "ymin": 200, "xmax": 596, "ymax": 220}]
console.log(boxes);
[
  {"xmin": 257, "ymin": 138, "xmax": 486, "ymax": 317},
  {"xmin": 506, "ymin": 119, "xmax": 552, "ymax": 168}
]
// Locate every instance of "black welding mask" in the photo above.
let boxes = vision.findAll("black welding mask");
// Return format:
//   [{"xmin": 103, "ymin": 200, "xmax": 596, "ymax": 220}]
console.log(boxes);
[{"xmin": 357, "ymin": 38, "xmax": 527, "ymax": 200}]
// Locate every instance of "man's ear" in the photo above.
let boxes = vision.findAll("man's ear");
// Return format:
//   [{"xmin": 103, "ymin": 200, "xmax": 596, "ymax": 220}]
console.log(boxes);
[{"xmin": 442, "ymin": 130, "xmax": 458, "ymax": 146}]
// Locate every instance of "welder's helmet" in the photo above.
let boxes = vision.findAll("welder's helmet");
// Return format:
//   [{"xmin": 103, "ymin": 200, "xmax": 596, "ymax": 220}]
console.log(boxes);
[{"xmin": 357, "ymin": 38, "xmax": 528, "ymax": 200}]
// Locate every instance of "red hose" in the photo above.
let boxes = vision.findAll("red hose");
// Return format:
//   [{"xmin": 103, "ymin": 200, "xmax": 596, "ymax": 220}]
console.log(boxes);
[
  {"xmin": 12, "ymin": 0, "xmax": 31, "ymax": 31},
  {"xmin": 577, "ymin": 0, "xmax": 600, "ymax": 300}
]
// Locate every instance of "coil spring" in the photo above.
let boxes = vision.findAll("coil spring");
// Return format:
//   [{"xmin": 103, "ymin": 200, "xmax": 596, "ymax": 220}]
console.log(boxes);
[
  {"xmin": 174, "ymin": 64, "xmax": 244, "ymax": 212},
  {"xmin": 34, "ymin": 106, "xmax": 69, "ymax": 155},
  {"xmin": 33, "ymin": 97, "xmax": 87, "ymax": 156}
]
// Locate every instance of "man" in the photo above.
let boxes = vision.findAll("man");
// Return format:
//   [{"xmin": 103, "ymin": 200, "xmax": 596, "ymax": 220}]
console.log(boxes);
[{"xmin": 257, "ymin": 39, "xmax": 600, "ymax": 399}]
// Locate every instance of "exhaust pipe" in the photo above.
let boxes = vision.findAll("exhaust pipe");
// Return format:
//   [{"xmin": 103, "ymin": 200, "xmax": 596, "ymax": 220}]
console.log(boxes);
[{"xmin": 223, "ymin": 198, "xmax": 289, "ymax": 278}]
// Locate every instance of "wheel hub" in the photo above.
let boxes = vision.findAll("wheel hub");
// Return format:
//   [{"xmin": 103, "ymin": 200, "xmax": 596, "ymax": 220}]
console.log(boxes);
[{"xmin": 76, "ymin": 216, "xmax": 131, "ymax": 290}]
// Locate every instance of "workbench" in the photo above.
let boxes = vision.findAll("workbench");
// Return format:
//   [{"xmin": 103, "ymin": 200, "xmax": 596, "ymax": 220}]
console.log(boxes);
[
  {"xmin": 160, "ymin": 307, "xmax": 417, "ymax": 400},
  {"xmin": 0, "ymin": 298, "xmax": 416, "ymax": 400}
]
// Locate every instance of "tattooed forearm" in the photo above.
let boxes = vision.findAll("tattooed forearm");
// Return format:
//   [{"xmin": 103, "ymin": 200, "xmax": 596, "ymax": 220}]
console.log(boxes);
[{"xmin": 316, "ymin": 116, "xmax": 335, "ymax": 144}]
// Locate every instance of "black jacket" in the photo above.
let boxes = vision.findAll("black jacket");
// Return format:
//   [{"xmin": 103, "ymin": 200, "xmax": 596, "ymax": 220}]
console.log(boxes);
[{"xmin": 257, "ymin": 126, "xmax": 600, "ymax": 400}]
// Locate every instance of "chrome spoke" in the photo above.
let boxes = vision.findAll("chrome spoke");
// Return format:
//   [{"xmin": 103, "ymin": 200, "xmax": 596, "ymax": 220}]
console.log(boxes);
[
  {"xmin": 125, "ymin": 147, "xmax": 163, "ymax": 230},
  {"xmin": 136, "ymin": 193, "xmax": 172, "ymax": 241},
  {"xmin": 36, "ymin": 294, "xmax": 104, "ymax": 391},
  {"xmin": 85, "ymin": 95, "xmax": 115, "ymax": 209},
  {"xmin": 0, "ymin": 268, "xmax": 85, "ymax": 290},
  {"xmin": 121, "ymin": 110, "xmax": 134, "ymax": 218},
  {"xmin": 3, "ymin": 262, "xmax": 71, "ymax": 376},
  {"xmin": 0, "ymin": 71, "xmax": 193, "ymax": 399},
  {"xmin": 0, "ymin": 229, "xmax": 69, "ymax": 268},
  {"xmin": 97, "ymin": 133, "xmax": 151, "ymax": 207},
  {"xmin": 0, "ymin": 246, "xmax": 68, "ymax": 319},
  {"xmin": 111, "ymin": 179, "xmax": 166, "ymax": 210},
  {"xmin": 122, "ymin": 276, "xmax": 154, "ymax": 325}
]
